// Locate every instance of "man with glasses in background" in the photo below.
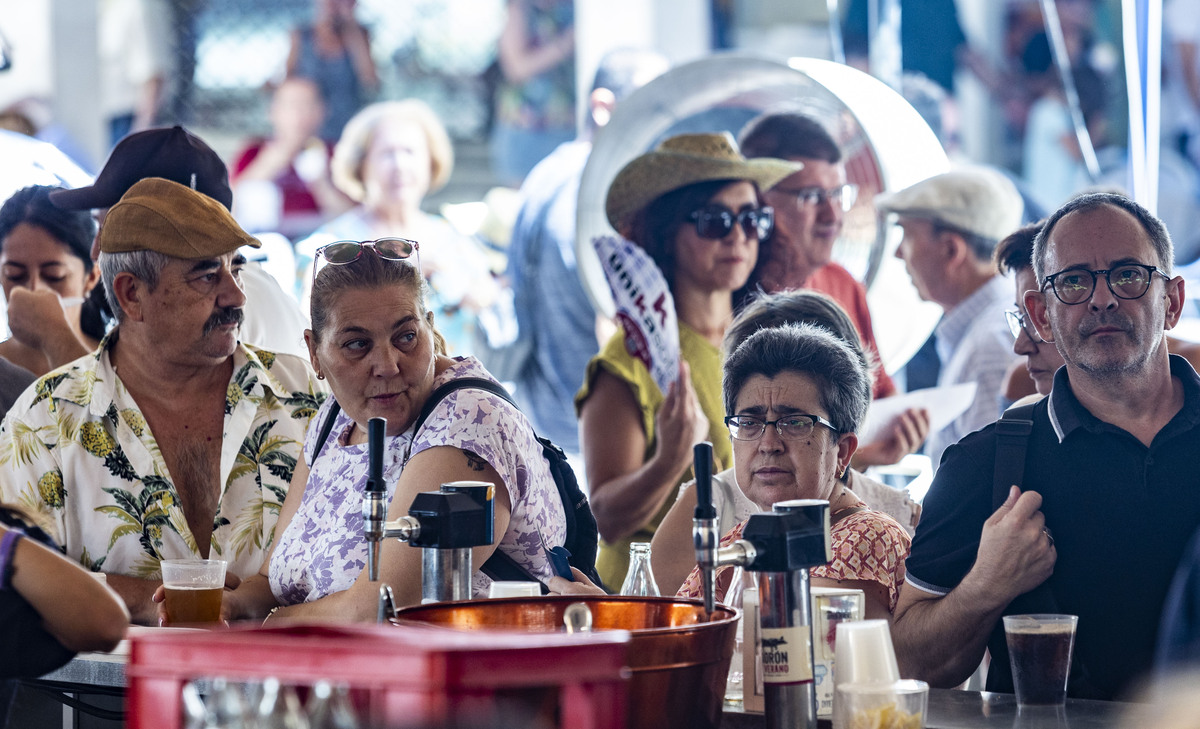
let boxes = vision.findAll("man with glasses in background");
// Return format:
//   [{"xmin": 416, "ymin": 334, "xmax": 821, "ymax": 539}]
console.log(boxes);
[
  {"xmin": 739, "ymin": 113, "xmax": 930, "ymax": 468},
  {"xmin": 878, "ymin": 166, "xmax": 1024, "ymax": 470},
  {"xmin": 996, "ymin": 221, "xmax": 1066, "ymax": 403},
  {"xmin": 892, "ymin": 192, "xmax": 1200, "ymax": 700},
  {"xmin": 0, "ymin": 179, "xmax": 325, "ymax": 624}
]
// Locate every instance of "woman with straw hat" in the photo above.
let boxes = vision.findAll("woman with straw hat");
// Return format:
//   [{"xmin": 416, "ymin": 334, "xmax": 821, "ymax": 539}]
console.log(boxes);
[{"xmin": 575, "ymin": 132, "xmax": 802, "ymax": 589}]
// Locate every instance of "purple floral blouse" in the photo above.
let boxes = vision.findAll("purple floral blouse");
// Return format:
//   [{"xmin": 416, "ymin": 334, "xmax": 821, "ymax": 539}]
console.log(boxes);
[{"xmin": 268, "ymin": 357, "xmax": 566, "ymax": 604}]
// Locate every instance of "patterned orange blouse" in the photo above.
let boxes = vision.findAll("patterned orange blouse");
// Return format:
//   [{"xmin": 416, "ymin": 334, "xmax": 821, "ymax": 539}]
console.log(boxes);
[{"xmin": 677, "ymin": 498, "xmax": 911, "ymax": 611}]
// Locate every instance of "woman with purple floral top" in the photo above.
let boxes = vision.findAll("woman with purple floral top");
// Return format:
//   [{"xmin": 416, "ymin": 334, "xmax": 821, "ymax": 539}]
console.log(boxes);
[{"xmin": 217, "ymin": 238, "xmax": 567, "ymax": 622}]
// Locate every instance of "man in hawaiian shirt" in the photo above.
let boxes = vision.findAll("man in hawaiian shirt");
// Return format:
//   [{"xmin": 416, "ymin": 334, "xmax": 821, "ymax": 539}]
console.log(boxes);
[{"xmin": 0, "ymin": 178, "xmax": 325, "ymax": 623}]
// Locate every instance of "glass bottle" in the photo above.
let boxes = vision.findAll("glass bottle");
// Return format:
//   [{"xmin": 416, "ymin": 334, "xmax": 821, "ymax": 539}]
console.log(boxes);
[{"xmin": 620, "ymin": 542, "xmax": 661, "ymax": 596}]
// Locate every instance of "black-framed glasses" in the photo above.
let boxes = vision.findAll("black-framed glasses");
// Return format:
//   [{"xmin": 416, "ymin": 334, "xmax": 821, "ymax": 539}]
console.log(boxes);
[
  {"xmin": 313, "ymin": 238, "xmax": 421, "ymax": 282},
  {"xmin": 724, "ymin": 413, "xmax": 838, "ymax": 441},
  {"xmin": 1004, "ymin": 309, "xmax": 1044, "ymax": 344},
  {"xmin": 1041, "ymin": 263, "xmax": 1168, "ymax": 305},
  {"xmin": 687, "ymin": 206, "xmax": 774, "ymax": 242},
  {"xmin": 772, "ymin": 183, "xmax": 859, "ymax": 212}
]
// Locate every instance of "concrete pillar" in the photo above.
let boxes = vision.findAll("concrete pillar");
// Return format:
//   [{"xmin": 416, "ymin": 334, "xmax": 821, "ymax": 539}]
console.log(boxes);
[
  {"xmin": 51, "ymin": 0, "xmax": 105, "ymax": 167},
  {"xmin": 574, "ymin": 0, "xmax": 710, "ymax": 134}
]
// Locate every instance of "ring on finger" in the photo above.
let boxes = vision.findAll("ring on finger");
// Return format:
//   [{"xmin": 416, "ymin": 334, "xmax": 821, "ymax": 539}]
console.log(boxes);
[{"xmin": 1042, "ymin": 526, "xmax": 1055, "ymax": 548}]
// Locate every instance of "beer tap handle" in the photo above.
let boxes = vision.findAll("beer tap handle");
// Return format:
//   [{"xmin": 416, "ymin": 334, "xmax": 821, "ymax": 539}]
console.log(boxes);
[
  {"xmin": 692, "ymin": 442, "xmax": 718, "ymax": 615},
  {"xmin": 693, "ymin": 441, "xmax": 716, "ymax": 520},
  {"xmin": 363, "ymin": 417, "xmax": 387, "ymax": 582}
]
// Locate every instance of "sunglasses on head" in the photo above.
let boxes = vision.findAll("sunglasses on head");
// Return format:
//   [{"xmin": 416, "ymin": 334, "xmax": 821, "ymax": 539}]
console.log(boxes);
[
  {"xmin": 313, "ymin": 238, "xmax": 421, "ymax": 280},
  {"xmin": 686, "ymin": 206, "xmax": 774, "ymax": 242}
]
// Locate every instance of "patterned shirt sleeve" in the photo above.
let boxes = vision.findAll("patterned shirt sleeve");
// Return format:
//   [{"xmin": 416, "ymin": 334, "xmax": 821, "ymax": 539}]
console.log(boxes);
[{"xmin": 0, "ymin": 380, "xmax": 68, "ymax": 545}]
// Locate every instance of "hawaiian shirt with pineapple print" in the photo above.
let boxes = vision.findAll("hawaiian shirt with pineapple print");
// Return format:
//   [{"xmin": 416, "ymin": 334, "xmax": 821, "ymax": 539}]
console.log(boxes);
[{"xmin": 0, "ymin": 336, "xmax": 327, "ymax": 581}]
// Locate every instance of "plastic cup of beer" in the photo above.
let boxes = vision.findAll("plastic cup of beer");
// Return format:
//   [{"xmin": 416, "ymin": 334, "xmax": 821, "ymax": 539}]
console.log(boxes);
[
  {"xmin": 1003, "ymin": 614, "xmax": 1078, "ymax": 707},
  {"xmin": 161, "ymin": 559, "xmax": 226, "ymax": 626}
]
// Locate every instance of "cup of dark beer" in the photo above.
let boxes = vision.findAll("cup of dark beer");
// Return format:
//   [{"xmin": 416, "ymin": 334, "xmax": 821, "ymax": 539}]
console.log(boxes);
[
  {"xmin": 1003, "ymin": 614, "xmax": 1077, "ymax": 707},
  {"xmin": 160, "ymin": 559, "xmax": 226, "ymax": 626}
]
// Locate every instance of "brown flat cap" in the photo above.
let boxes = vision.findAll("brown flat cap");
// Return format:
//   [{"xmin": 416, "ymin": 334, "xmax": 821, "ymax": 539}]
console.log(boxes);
[{"xmin": 99, "ymin": 178, "xmax": 259, "ymax": 258}]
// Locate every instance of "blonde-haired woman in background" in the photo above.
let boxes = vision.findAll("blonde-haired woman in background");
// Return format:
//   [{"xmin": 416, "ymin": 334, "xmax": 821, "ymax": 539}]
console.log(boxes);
[{"xmin": 297, "ymin": 100, "xmax": 498, "ymax": 355}]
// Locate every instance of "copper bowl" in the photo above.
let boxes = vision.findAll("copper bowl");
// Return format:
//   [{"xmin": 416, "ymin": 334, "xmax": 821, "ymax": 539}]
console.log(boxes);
[{"xmin": 394, "ymin": 595, "xmax": 739, "ymax": 729}]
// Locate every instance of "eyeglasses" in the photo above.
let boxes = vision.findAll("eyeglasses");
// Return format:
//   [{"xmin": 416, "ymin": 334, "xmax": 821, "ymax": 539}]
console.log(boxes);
[
  {"xmin": 724, "ymin": 413, "xmax": 839, "ymax": 441},
  {"xmin": 772, "ymin": 183, "xmax": 859, "ymax": 212},
  {"xmin": 1041, "ymin": 263, "xmax": 1168, "ymax": 305},
  {"xmin": 687, "ymin": 206, "xmax": 775, "ymax": 242},
  {"xmin": 1004, "ymin": 309, "xmax": 1044, "ymax": 344},
  {"xmin": 313, "ymin": 238, "xmax": 421, "ymax": 281}
]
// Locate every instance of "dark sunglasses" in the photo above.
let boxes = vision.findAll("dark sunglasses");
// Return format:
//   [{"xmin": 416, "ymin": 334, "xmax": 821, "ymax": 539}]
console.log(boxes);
[
  {"xmin": 313, "ymin": 238, "xmax": 421, "ymax": 282},
  {"xmin": 687, "ymin": 206, "xmax": 774, "ymax": 242}
]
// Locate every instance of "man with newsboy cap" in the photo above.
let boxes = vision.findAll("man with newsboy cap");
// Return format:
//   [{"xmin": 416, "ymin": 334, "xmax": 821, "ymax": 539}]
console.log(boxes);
[
  {"xmin": 5, "ymin": 126, "xmax": 309, "ymax": 374},
  {"xmin": 0, "ymin": 178, "xmax": 325, "ymax": 623},
  {"xmin": 878, "ymin": 166, "xmax": 1024, "ymax": 469}
]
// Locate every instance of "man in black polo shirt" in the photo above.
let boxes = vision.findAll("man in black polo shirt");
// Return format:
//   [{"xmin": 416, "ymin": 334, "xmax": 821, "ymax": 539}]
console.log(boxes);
[{"xmin": 891, "ymin": 192, "xmax": 1199, "ymax": 700}]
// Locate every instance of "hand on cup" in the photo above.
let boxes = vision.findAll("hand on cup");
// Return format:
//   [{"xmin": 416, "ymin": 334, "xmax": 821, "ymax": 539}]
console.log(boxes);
[{"xmin": 159, "ymin": 559, "xmax": 227, "ymax": 626}]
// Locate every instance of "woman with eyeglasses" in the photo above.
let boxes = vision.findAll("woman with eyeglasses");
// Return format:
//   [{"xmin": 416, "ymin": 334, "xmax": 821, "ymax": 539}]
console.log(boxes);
[
  {"xmin": 575, "ymin": 132, "xmax": 801, "ymax": 589},
  {"xmin": 675, "ymin": 321, "xmax": 910, "ymax": 620},
  {"xmin": 652, "ymin": 289, "xmax": 920, "ymax": 596},
  {"xmin": 206, "ymin": 239, "xmax": 568, "ymax": 621}
]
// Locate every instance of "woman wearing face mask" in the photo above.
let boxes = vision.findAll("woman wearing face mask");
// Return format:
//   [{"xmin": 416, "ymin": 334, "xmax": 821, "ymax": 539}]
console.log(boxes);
[
  {"xmin": 575, "ymin": 133, "xmax": 801, "ymax": 588},
  {"xmin": 0, "ymin": 185, "xmax": 102, "ymax": 377}
]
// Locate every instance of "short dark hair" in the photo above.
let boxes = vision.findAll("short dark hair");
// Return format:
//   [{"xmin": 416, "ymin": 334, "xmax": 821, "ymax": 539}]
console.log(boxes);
[
  {"xmin": 0, "ymin": 185, "xmax": 96, "ymax": 273},
  {"xmin": 310, "ymin": 252, "xmax": 446, "ymax": 355},
  {"xmin": 725, "ymin": 289, "xmax": 878, "ymax": 382},
  {"xmin": 723, "ymin": 322, "xmax": 871, "ymax": 436},
  {"xmin": 994, "ymin": 220, "xmax": 1045, "ymax": 276},
  {"xmin": 738, "ymin": 112, "xmax": 842, "ymax": 164},
  {"xmin": 1032, "ymin": 193, "xmax": 1173, "ymax": 282},
  {"xmin": 626, "ymin": 178, "xmax": 752, "ymax": 291}
]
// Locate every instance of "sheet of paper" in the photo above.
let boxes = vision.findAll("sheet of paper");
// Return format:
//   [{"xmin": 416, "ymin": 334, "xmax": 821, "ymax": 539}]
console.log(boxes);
[
  {"xmin": 593, "ymin": 235, "xmax": 680, "ymax": 393},
  {"xmin": 859, "ymin": 382, "xmax": 977, "ymax": 445}
]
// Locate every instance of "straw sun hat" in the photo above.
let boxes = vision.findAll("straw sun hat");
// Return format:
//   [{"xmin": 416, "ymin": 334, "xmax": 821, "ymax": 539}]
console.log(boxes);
[{"xmin": 604, "ymin": 132, "xmax": 804, "ymax": 231}]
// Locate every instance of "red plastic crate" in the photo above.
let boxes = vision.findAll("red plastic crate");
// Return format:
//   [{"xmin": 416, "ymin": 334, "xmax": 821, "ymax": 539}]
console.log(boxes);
[{"xmin": 126, "ymin": 622, "xmax": 631, "ymax": 729}]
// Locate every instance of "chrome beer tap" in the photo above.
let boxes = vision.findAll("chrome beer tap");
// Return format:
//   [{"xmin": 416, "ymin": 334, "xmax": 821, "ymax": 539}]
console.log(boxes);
[
  {"xmin": 362, "ymin": 418, "xmax": 389, "ymax": 582},
  {"xmin": 360, "ymin": 417, "xmax": 495, "ymax": 618},
  {"xmin": 692, "ymin": 442, "xmax": 719, "ymax": 616},
  {"xmin": 692, "ymin": 497, "xmax": 832, "ymax": 729}
]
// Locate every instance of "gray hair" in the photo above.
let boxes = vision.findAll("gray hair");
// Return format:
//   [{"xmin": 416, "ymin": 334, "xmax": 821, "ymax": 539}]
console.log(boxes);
[
  {"xmin": 1032, "ymin": 192, "xmax": 1174, "ymax": 282},
  {"xmin": 723, "ymin": 322, "xmax": 871, "ymax": 436},
  {"xmin": 932, "ymin": 221, "xmax": 1000, "ymax": 263},
  {"xmin": 98, "ymin": 250, "xmax": 170, "ymax": 323}
]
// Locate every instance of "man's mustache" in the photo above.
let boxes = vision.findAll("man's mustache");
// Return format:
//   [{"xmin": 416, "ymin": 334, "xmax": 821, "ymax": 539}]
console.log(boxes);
[{"xmin": 203, "ymin": 307, "xmax": 245, "ymax": 335}]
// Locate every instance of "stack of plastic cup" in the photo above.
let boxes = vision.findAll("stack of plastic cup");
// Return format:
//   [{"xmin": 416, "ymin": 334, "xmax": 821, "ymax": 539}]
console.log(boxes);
[{"xmin": 832, "ymin": 619, "xmax": 902, "ymax": 728}]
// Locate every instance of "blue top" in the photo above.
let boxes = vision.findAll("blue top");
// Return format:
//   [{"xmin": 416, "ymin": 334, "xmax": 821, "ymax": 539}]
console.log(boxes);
[
  {"xmin": 293, "ymin": 25, "xmax": 367, "ymax": 141},
  {"xmin": 505, "ymin": 140, "xmax": 596, "ymax": 452}
]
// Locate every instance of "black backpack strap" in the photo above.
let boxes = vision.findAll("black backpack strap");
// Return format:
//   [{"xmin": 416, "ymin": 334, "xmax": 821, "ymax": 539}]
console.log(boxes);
[
  {"xmin": 312, "ymin": 400, "xmax": 343, "ymax": 461},
  {"xmin": 993, "ymin": 401, "xmax": 1037, "ymax": 510},
  {"xmin": 412, "ymin": 377, "xmax": 516, "ymax": 436}
]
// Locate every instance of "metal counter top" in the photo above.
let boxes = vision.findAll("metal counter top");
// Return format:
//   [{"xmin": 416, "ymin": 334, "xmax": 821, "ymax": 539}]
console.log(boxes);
[{"xmin": 723, "ymin": 689, "xmax": 1142, "ymax": 728}]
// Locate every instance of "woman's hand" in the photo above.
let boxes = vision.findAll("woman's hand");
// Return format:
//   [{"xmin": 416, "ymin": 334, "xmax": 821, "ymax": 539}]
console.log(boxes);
[
  {"xmin": 654, "ymin": 360, "xmax": 710, "ymax": 474},
  {"xmin": 546, "ymin": 567, "xmax": 608, "ymax": 596},
  {"xmin": 851, "ymin": 407, "xmax": 930, "ymax": 468}
]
